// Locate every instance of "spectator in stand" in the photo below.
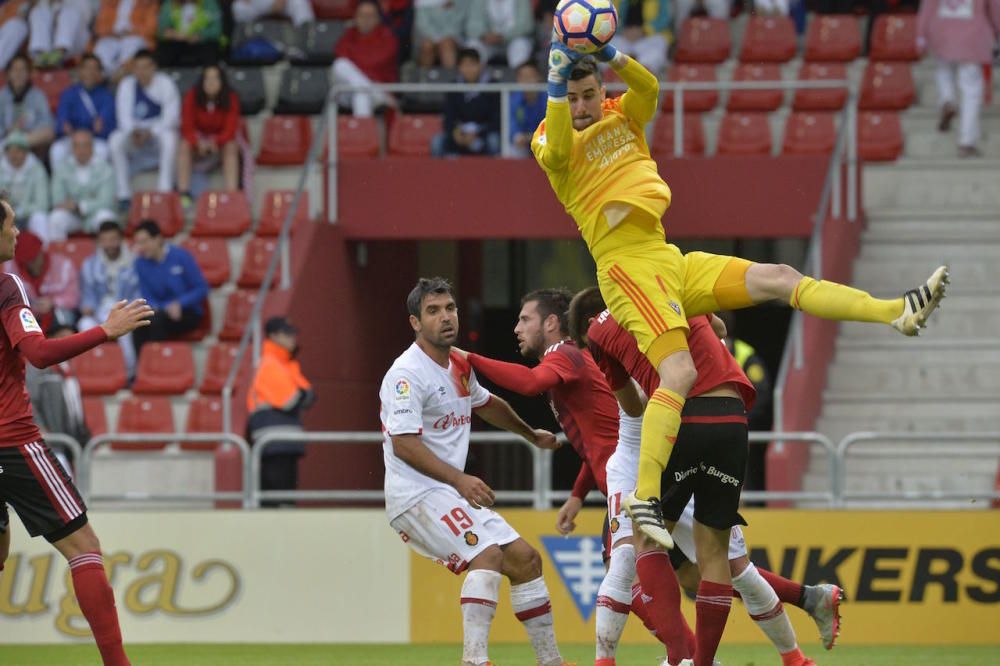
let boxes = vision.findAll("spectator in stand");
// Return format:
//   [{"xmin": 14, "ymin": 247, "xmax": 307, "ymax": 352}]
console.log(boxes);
[
  {"xmin": 26, "ymin": 323, "xmax": 92, "ymax": 452},
  {"xmin": 466, "ymin": 0, "xmax": 534, "ymax": 68},
  {"xmin": 108, "ymin": 49, "xmax": 180, "ymax": 208},
  {"xmin": 27, "ymin": 0, "xmax": 94, "ymax": 68},
  {"xmin": 177, "ymin": 64, "xmax": 241, "ymax": 203},
  {"xmin": 92, "ymin": 0, "xmax": 161, "ymax": 81},
  {"xmin": 919, "ymin": 0, "xmax": 1000, "ymax": 158},
  {"xmin": 5, "ymin": 230, "xmax": 80, "ymax": 331},
  {"xmin": 0, "ymin": 131, "xmax": 49, "ymax": 234},
  {"xmin": 331, "ymin": 0, "xmax": 400, "ymax": 118},
  {"xmin": 610, "ymin": 0, "xmax": 672, "ymax": 76},
  {"xmin": 50, "ymin": 55, "xmax": 116, "ymax": 167},
  {"xmin": 247, "ymin": 316, "xmax": 315, "ymax": 508},
  {"xmin": 79, "ymin": 221, "xmax": 141, "ymax": 375},
  {"xmin": 44, "ymin": 130, "xmax": 117, "ymax": 243},
  {"xmin": 674, "ymin": 0, "xmax": 731, "ymax": 33},
  {"xmin": 156, "ymin": 0, "xmax": 223, "ymax": 67},
  {"xmin": 0, "ymin": 55, "xmax": 55, "ymax": 152},
  {"xmin": 0, "ymin": 0, "xmax": 29, "ymax": 72},
  {"xmin": 509, "ymin": 60, "xmax": 546, "ymax": 158},
  {"xmin": 414, "ymin": 0, "xmax": 468, "ymax": 69},
  {"xmin": 382, "ymin": 0, "xmax": 415, "ymax": 63},
  {"xmin": 232, "ymin": 0, "xmax": 314, "ymax": 26},
  {"xmin": 432, "ymin": 48, "xmax": 500, "ymax": 157},
  {"xmin": 131, "ymin": 219, "xmax": 208, "ymax": 355}
]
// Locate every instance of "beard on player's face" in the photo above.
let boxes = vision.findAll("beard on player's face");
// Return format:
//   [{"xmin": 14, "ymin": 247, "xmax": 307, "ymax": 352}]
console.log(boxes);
[
  {"xmin": 418, "ymin": 314, "xmax": 458, "ymax": 349},
  {"xmin": 515, "ymin": 310, "xmax": 545, "ymax": 359},
  {"xmin": 0, "ymin": 203, "xmax": 17, "ymax": 263}
]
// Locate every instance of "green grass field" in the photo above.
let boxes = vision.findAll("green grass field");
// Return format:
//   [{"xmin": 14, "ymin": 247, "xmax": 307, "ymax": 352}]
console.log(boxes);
[{"xmin": 4, "ymin": 644, "xmax": 1000, "ymax": 665}]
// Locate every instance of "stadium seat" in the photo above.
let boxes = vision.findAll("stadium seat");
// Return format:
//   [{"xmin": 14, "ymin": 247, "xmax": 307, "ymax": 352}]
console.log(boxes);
[
  {"xmin": 651, "ymin": 113, "xmax": 706, "ymax": 157},
  {"xmin": 237, "ymin": 238, "xmax": 278, "ymax": 288},
  {"xmin": 32, "ymin": 69, "xmax": 71, "ymax": 113},
  {"xmin": 230, "ymin": 20, "xmax": 292, "ymax": 65},
  {"xmin": 398, "ymin": 63, "xmax": 454, "ymax": 114},
  {"xmin": 782, "ymin": 112, "xmax": 837, "ymax": 155},
  {"xmin": 83, "ymin": 397, "xmax": 108, "ymax": 438},
  {"xmin": 726, "ymin": 63, "xmax": 783, "ymax": 112},
  {"xmin": 274, "ymin": 67, "xmax": 330, "ymax": 115},
  {"xmin": 127, "ymin": 192, "xmax": 184, "ymax": 237},
  {"xmin": 662, "ymin": 65, "xmax": 718, "ymax": 113},
  {"xmin": 869, "ymin": 15, "xmax": 920, "ymax": 62},
  {"xmin": 312, "ymin": 0, "xmax": 356, "ymax": 20},
  {"xmin": 191, "ymin": 191, "xmax": 252, "ymax": 237},
  {"xmin": 229, "ymin": 67, "xmax": 267, "ymax": 115},
  {"xmin": 257, "ymin": 115, "xmax": 312, "ymax": 166},
  {"xmin": 70, "ymin": 343, "xmax": 127, "ymax": 395},
  {"xmin": 180, "ymin": 237, "xmax": 231, "ymax": 287},
  {"xmin": 163, "ymin": 68, "xmax": 200, "ymax": 96},
  {"xmin": 200, "ymin": 342, "xmax": 242, "ymax": 394},
  {"xmin": 674, "ymin": 17, "xmax": 731, "ymax": 64},
  {"xmin": 792, "ymin": 63, "xmax": 848, "ymax": 111},
  {"xmin": 220, "ymin": 290, "xmax": 259, "ymax": 341},
  {"xmin": 804, "ymin": 15, "xmax": 862, "ymax": 62},
  {"xmin": 256, "ymin": 190, "xmax": 310, "ymax": 236},
  {"xmin": 858, "ymin": 111, "xmax": 904, "ymax": 161},
  {"xmin": 338, "ymin": 116, "xmax": 380, "ymax": 159},
  {"xmin": 859, "ymin": 61, "xmax": 916, "ymax": 111},
  {"xmin": 114, "ymin": 397, "xmax": 174, "ymax": 450},
  {"xmin": 132, "ymin": 342, "xmax": 196, "ymax": 395},
  {"xmin": 183, "ymin": 396, "xmax": 225, "ymax": 450},
  {"xmin": 739, "ymin": 16, "xmax": 797, "ymax": 63},
  {"xmin": 49, "ymin": 238, "xmax": 95, "ymax": 273},
  {"xmin": 716, "ymin": 112, "xmax": 772, "ymax": 156},
  {"xmin": 176, "ymin": 299, "xmax": 211, "ymax": 342},
  {"xmin": 389, "ymin": 114, "xmax": 443, "ymax": 156},
  {"xmin": 291, "ymin": 20, "xmax": 346, "ymax": 65}
]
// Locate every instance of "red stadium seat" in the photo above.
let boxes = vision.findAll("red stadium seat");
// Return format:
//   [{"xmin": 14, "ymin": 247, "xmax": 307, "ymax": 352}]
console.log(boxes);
[
  {"xmin": 83, "ymin": 397, "xmax": 108, "ymax": 438},
  {"xmin": 717, "ymin": 112, "xmax": 772, "ymax": 156},
  {"xmin": 191, "ymin": 191, "xmax": 252, "ymax": 237},
  {"xmin": 805, "ymin": 15, "xmax": 862, "ymax": 62},
  {"xmin": 651, "ymin": 114, "xmax": 706, "ymax": 157},
  {"xmin": 662, "ymin": 65, "xmax": 718, "ymax": 113},
  {"xmin": 256, "ymin": 190, "xmax": 310, "ymax": 237},
  {"xmin": 115, "ymin": 396, "xmax": 174, "ymax": 450},
  {"xmin": 127, "ymin": 192, "xmax": 184, "ymax": 237},
  {"xmin": 220, "ymin": 290, "xmax": 259, "ymax": 341},
  {"xmin": 869, "ymin": 15, "xmax": 920, "ymax": 62},
  {"xmin": 727, "ymin": 63, "xmax": 783, "ymax": 112},
  {"xmin": 176, "ymin": 299, "xmax": 211, "ymax": 342},
  {"xmin": 33, "ymin": 69, "xmax": 72, "ymax": 113},
  {"xmin": 674, "ymin": 18, "xmax": 731, "ymax": 64},
  {"xmin": 180, "ymin": 237, "xmax": 231, "ymax": 287},
  {"xmin": 792, "ymin": 63, "xmax": 848, "ymax": 111},
  {"xmin": 200, "ymin": 342, "xmax": 245, "ymax": 394},
  {"xmin": 237, "ymin": 238, "xmax": 278, "ymax": 288},
  {"xmin": 257, "ymin": 115, "xmax": 312, "ymax": 166},
  {"xmin": 388, "ymin": 114, "xmax": 443, "ymax": 156},
  {"xmin": 49, "ymin": 238, "xmax": 95, "ymax": 273},
  {"xmin": 132, "ymin": 342, "xmax": 195, "ymax": 395},
  {"xmin": 782, "ymin": 112, "xmax": 837, "ymax": 155},
  {"xmin": 311, "ymin": 0, "xmax": 356, "ymax": 20},
  {"xmin": 740, "ymin": 16, "xmax": 797, "ymax": 63},
  {"xmin": 70, "ymin": 343, "xmax": 127, "ymax": 395},
  {"xmin": 859, "ymin": 61, "xmax": 916, "ymax": 111},
  {"xmin": 858, "ymin": 111, "xmax": 904, "ymax": 161},
  {"xmin": 338, "ymin": 116, "xmax": 380, "ymax": 158},
  {"xmin": 183, "ymin": 396, "xmax": 225, "ymax": 450}
]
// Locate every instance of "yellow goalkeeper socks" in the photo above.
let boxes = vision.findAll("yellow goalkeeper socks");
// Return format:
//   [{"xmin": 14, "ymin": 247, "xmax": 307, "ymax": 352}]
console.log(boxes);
[
  {"xmin": 791, "ymin": 276, "xmax": 903, "ymax": 325},
  {"xmin": 636, "ymin": 388, "xmax": 686, "ymax": 500}
]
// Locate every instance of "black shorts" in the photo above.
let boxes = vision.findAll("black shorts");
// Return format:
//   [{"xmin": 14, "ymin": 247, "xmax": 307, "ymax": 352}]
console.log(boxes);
[
  {"xmin": 659, "ymin": 397, "xmax": 748, "ymax": 532},
  {"xmin": 0, "ymin": 441, "xmax": 88, "ymax": 542}
]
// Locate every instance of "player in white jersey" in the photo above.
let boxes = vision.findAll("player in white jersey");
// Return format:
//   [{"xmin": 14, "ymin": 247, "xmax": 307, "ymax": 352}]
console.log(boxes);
[{"xmin": 380, "ymin": 277, "xmax": 570, "ymax": 666}]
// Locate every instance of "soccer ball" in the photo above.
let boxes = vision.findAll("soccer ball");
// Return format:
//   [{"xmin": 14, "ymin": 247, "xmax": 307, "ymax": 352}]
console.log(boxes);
[{"xmin": 553, "ymin": 0, "xmax": 619, "ymax": 55}]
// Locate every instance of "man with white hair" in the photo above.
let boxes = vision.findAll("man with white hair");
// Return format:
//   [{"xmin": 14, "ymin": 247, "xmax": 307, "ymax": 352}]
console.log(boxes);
[{"xmin": 43, "ymin": 129, "xmax": 117, "ymax": 243}]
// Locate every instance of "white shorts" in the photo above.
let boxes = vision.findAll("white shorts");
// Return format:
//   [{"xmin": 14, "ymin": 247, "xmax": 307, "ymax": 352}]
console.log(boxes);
[
  {"xmin": 389, "ymin": 487, "xmax": 520, "ymax": 575},
  {"xmin": 670, "ymin": 499, "xmax": 748, "ymax": 565},
  {"xmin": 605, "ymin": 445, "xmax": 639, "ymax": 547}
]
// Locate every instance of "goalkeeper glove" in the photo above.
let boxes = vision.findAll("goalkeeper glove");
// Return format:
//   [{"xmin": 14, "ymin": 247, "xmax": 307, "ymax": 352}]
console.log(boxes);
[
  {"xmin": 595, "ymin": 43, "xmax": 627, "ymax": 68},
  {"xmin": 547, "ymin": 39, "xmax": 579, "ymax": 100}
]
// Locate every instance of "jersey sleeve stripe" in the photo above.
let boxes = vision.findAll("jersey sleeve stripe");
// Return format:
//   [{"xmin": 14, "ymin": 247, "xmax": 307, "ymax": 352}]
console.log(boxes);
[{"xmin": 7, "ymin": 273, "xmax": 30, "ymax": 306}]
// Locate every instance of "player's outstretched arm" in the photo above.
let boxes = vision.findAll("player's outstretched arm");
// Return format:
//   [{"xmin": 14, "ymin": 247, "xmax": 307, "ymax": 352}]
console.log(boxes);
[
  {"xmin": 466, "ymin": 352, "xmax": 562, "ymax": 396},
  {"xmin": 391, "ymin": 434, "xmax": 496, "ymax": 509},
  {"xmin": 474, "ymin": 394, "xmax": 561, "ymax": 450},
  {"xmin": 101, "ymin": 299, "xmax": 155, "ymax": 340},
  {"xmin": 595, "ymin": 45, "xmax": 659, "ymax": 126},
  {"xmin": 533, "ymin": 40, "xmax": 577, "ymax": 171}
]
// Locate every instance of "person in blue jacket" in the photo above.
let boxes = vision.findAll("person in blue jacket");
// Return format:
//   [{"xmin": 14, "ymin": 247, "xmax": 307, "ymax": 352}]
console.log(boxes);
[{"xmin": 49, "ymin": 55, "xmax": 116, "ymax": 167}]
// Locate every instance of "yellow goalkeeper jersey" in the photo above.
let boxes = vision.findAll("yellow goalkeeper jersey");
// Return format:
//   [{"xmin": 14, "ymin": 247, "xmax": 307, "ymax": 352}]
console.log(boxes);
[{"xmin": 531, "ymin": 57, "xmax": 672, "ymax": 262}]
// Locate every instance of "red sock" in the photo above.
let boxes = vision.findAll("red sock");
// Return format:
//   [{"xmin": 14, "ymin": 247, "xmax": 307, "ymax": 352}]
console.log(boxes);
[
  {"xmin": 635, "ymin": 550, "xmax": 692, "ymax": 664},
  {"xmin": 757, "ymin": 568, "xmax": 805, "ymax": 608},
  {"xmin": 695, "ymin": 580, "xmax": 732, "ymax": 666},
  {"xmin": 69, "ymin": 552, "xmax": 130, "ymax": 666},
  {"xmin": 630, "ymin": 583, "xmax": 658, "ymax": 636}
]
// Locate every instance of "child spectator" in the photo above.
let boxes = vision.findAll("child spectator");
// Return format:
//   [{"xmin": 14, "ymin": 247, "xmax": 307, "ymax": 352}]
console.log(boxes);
[
  {"xmin": 415, "ymin": 0, "xmax": 469, "ymax": 68},
  {"xmin": 332, "ymin": 0, "xmax": 400, "ymax": 117},
  {"xmin": 611, "ymin": 0, "xmax": 672, "ymax": 75},
  {"xmin": 27, "ymin": 0, "xmax": 94, "ymax": 68},
  {"xmin": 0, "ymin": 55, "xmax": 55, "ymax": 152},
  {"xmin": 0, "ymin": 131, "xmax": 49, "ymax": 234},
  {"xmin": 0, "ymin": 0, "xmax": 29, "ymax": 72},
  {"xmin": 5, "ymin": 230, "xmax": 80, "ymax": 331},
  {"xmin": 232, "ymin": 0, "xmax": 314, "ymax": 26},
  {"xmin": 466, "ymin": 0, "xmax": 534, "ymax": 68},
  {"xmin": 46, "ymin": 129, "xmax": 117, "ymax": 242},
  {"xmin": 50, "ymin": 55, "xmax": 116, "ymax": 167},
  {"xmin": 157, "ymin": 0, "xmax": 223, "ymax": 67},
  {"xmin": 92, "ymin": 0, "xmax": 160, "ymax": 80},
  {"xmin": 177, "ymin": 64, "xmax": 241, "ymax": 201},
  {"xmin": 509, "ymin": 60, "xmax": 546, "ymax": 157},
  {"xmin": 432, "ymin": 48, "xmax": 500, "ymax": 157}
]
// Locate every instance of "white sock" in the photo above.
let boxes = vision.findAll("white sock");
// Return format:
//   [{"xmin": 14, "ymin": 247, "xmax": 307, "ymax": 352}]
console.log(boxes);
[
  {"xmin": 732, "ymin": 562, "xmax": 798, "ymax": 654},
  {"xmin": 461, "ymin": 569, "xmax": 501, "ymax": 665},
  {"xmin": 511, "ymin": 576, "xmax": 562, "ymax": 666},
  {"xmin": 596, "ymin": 544, "xmax": 636, "ymax": 659}
]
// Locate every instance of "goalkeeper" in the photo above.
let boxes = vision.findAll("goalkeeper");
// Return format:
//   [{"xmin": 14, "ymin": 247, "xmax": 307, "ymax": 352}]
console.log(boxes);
[{"xmin": 531, "ymin": 38, "xmax": 948, "ymax": 548}]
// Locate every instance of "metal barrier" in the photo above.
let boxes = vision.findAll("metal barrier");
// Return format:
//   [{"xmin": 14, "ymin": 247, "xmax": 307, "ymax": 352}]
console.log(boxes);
[
  {"xmin": 42, "ymin": 433, "xmax": 83, "ymax": 472},
  {"xmin": 250, "ymin": 431, "xmax": 562, "ymax": 509},
  {"xmin": 79, "ymin": 433, "xmax": 253, "ymax": 508},
  {"xmin": 836, "ymin": 432, "xmax": 1000, "ymax": 506},
  {"xmin": 742, "ymin": 432, "xmax": 838, "ymax": 505}
]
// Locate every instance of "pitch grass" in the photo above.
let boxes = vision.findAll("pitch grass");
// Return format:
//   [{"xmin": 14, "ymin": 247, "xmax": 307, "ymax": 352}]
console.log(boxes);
[{"xmin": 4, "ymin": 644, "xmax": 1000, "ymax": 665}]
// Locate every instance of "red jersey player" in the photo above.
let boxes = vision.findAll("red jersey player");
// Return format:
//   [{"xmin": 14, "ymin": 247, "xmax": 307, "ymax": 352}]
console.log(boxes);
[{"xmin": 0, "ymin": 197, "xmax": 152, "ymax": 666}]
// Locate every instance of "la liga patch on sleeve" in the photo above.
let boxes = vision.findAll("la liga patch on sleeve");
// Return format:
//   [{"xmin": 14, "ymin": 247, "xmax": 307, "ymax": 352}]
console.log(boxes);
[{"xmin": 19, "ymin": 308, "xmax": 42, "ymax": 334}]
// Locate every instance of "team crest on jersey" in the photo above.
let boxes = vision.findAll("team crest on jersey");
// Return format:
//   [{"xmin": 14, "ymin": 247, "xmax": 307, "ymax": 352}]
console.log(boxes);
[
  {"xmin": 394, "ymin": 379, "xmax": 410, "ymax": 400},
  {"xmin": 541, "ymin": 536, "xmax": 605, "ymax": 621},
  {"xmin": 609, "ymin": 517, "xmax": 620, "ymax": 533},
  {"xmin": 19, "ymin": 308, "xmax": 41, "ymax": 333},
  {"xmin": 464, "ymin": 531, "xmax": 479, "ymax": 547},
  {"xmin": 669, "ymin": 302, "xmax": 681, "ymax": 315}
]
